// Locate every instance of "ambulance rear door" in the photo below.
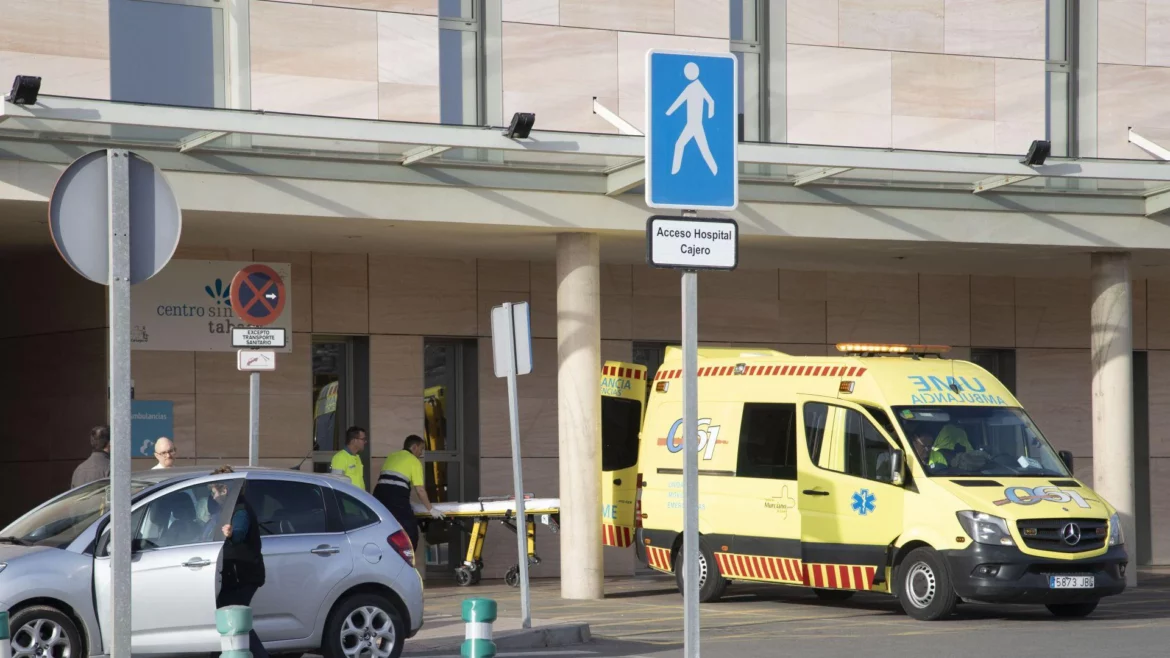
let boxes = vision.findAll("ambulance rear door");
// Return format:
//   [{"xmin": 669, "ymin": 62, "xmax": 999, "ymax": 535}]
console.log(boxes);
[{"xmin": 601, "ymin": 361, "xmax": 647, "ymax": 552}]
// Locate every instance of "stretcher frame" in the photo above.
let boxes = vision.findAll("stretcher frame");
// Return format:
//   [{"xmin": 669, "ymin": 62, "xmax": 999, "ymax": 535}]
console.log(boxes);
[{"xmin": 414, "ymin": 496, "xmax": 561, "ymax": 587}]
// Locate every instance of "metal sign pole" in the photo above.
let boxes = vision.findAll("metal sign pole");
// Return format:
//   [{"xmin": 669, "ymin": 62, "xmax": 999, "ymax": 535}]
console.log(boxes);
[
  {"xmin": 107, "ymin": 149, "xmax": 133, "ymax": 658},
  {"xmin": 681, "ymin": 268, "xmax": 700, "ymax": 658},
  {"xmin": 502, "ymin": 302, "xmax": 532, "ymax": 629},
  {"xmin": 249, "ymin": 371, "xmax": 260, "ymax": 466}
]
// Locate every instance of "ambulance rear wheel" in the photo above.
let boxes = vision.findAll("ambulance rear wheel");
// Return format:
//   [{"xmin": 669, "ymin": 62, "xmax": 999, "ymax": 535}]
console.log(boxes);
[
  {"xmin": 674, "ymin": 539, "xmax": 727, "ymax": 603},
  {"xmin": 897, "ymin": 547, "xmax": 958, "ymax": 621}
]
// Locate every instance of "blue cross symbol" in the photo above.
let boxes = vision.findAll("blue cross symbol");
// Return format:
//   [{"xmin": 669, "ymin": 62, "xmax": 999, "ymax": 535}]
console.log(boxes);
[{"xmin": 851, "ymin": 489, "xmax": 876, "ymax": 516}]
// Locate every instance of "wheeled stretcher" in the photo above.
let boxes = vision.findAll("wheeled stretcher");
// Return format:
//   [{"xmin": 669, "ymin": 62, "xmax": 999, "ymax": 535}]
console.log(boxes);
[{"xmin": 413, "ymin": 496, "xmax": 560, "ymax": 587}]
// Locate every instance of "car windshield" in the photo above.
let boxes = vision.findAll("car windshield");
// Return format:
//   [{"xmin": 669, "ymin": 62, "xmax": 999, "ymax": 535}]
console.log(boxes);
[
  {"xmin": 0, "ymin": 479, "xmax": 155, "ymax": 549},
  {"xmin": 892, "ymin": 406, "xmax": 1070, "ymax": 477}
]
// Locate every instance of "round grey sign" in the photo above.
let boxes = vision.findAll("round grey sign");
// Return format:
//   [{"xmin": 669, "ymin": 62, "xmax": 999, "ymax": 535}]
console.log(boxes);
[{"xmin": 48, "ymin": 149, "xmax": 181, "ymax": 285}]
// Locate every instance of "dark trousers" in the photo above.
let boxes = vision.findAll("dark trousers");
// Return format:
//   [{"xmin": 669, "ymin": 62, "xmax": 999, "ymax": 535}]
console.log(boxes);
[
  {"xmin": 217, "ymin": 582, "xmax": 269, "ymax": 658},
  {"xmin": 375, "ymin": 483, "xmax": 420, "ymax": 549}
]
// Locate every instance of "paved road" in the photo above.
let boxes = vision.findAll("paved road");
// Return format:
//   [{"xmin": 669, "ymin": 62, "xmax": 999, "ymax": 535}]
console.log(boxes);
[{"xmin": 412, "ymin": 569, "xmax": 1170, "ymax": 658}]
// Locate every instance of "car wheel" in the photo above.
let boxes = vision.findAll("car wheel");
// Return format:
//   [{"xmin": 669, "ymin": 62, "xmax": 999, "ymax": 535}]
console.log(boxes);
[
  {"xmin": 673, "ymin": 538, "xmax": 728, "ymax": 603},
  {"xmin": 323, "ymin": 594, "xmax": 405, "ymax": 658},
  {"xmin": 897, "ymin": 547, "xmax": 958, "ymax": 621},
  {"xmin": 813, "ymin": 588, "xmax": 854, "ymax": 602},
  {"xmin": 1046, "ymin": 601, "xmax": 1098, "ymax": 618},
  {"xmin": 10, "ymin": 605, "xmax": 83, "ymax": 658}
]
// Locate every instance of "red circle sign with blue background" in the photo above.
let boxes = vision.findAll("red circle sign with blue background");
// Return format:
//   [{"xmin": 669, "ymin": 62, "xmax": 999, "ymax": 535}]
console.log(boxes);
[{"xmin": 230, "ymin": 264, "xmax": 286, "ymax": 326}]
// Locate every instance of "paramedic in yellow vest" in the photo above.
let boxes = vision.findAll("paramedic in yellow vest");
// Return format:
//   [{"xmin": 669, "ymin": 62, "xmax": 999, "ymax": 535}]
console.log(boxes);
[
  {"xmin": 375, "ymin": 435, "xmax": 443, "ymax": 549},
  {"xmin": 330, "ymin": 426, "xmax": 368, "ymax": 490},
  {"xmin": 912, "ymin": 424, "xmax": 974, "ymax": 469}
]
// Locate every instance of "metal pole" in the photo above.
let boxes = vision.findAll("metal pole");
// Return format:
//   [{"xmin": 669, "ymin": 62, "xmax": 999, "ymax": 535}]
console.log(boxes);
[
  {"xmin": 503, "ymin": 303, "xmax": 531, "ymax": 629},
  {"xmin": 107, "ymin": 148, "xmax": 132, "ymax": 658},
  {"xmin": 681, "ymin": 269, "xmax": 700, "ymax": 658},
  {"xmin": 249, "ymin": 371, "xmax": 260, "ymax": 466}
]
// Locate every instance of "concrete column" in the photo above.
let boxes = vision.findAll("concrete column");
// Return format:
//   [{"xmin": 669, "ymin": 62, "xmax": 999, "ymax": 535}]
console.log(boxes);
[
  {"xmin": 556, "ymin": 233, "xmax": 603, "ymax": 600},
  {"xmin": 1090, "ymin": 252, "xmax": 1136, "ymax": 587}
]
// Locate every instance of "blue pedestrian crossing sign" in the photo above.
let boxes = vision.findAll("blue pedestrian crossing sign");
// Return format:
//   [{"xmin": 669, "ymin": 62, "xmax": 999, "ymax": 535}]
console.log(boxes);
[{"xmin": 645, "ymin": 50, "xmax": 738, "ymax": 211}]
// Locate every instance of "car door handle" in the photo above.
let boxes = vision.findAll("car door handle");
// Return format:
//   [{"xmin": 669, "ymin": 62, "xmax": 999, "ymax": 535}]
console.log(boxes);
[
  {"xmin": 182, "ymin": 558, "xmax": 212, "ymax": 569},
  {"xmin": 311, "ymin": 545, "xmax": 341, "ymax": 556},
  {"xmin": 802, "ymin": 489, "xmax": 830, "ymax": 496}
]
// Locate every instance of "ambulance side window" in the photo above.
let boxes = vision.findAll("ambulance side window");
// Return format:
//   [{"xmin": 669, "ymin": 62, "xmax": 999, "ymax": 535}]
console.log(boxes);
[
  {"xmin": 803, "ymin": 402, "xmax": 829, "ymax": 464},
  {"xmin": 842, "ymin": 409, "xmax": 895, "ymax": 483},
  {"xmin": 602, "ymin": 396, "xmax": 642, "ymax": 471},
  {"xmin": 736, "ymin": 403, "xmax": 798, "ymax": 480}
]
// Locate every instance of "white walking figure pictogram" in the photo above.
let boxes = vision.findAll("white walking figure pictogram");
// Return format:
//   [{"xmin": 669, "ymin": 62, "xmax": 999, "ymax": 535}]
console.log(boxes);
[{"xmin": 666, "ymin": 61, "xmax": 718, "ymax": 176}]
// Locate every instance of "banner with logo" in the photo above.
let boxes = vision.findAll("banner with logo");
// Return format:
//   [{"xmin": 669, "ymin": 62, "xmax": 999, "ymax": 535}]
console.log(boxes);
[
  {"xmin": 131, "ymin": 259, "xmax": 293, "ymax": 352},
  {"xmin": 132, "ymin": 400, "xmax": 174, "ymax": 457}
]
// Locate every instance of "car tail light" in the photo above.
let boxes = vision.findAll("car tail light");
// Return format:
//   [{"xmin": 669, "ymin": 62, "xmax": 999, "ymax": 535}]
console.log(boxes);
[
  {"xmin": 388, "ymin": 530, "xmax": 415, "ymax": 566},
  {"xmin": 634, "ymin": 473, "xmax": 644, "ymax": 529}
]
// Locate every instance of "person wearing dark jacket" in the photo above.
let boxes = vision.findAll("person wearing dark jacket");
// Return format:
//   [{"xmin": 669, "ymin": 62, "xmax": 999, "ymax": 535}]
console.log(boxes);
[
  {"xmin": 71, "ymin": 426, "xmax": 111, "ymax": 489},
  {"xmin": 211, "ymin": 466, "xmax": 268, "ymax": 658}
]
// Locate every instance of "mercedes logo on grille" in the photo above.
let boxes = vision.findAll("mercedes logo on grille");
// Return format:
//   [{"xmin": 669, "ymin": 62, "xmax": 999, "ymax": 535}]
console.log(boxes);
[{"xmin": 1061, "ymin": 522, "xmax": 1082, "ymax": 546}]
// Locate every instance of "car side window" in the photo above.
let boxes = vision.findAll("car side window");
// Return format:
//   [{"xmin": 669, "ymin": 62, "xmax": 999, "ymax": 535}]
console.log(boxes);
[
  {"xmin": 803, "ymin": 402, "xmax": 829, "ymax": 464},
  {"xmin": 136, "ymin": 482, "xmax": 229, "ymax": 550},
  {"xmin": 337, "ymin": 491, "xmax": 379, "ymax": 531},
  {"xmin": 841, "ymin": 409, "xmax": 895, "ymax": 483},
  {"xmin": 248, "ymin": 480, "xmax": 330, "ymax": 536},
  {"xmin": 736, "ymin": 403, "xmax": 798, "ymax": 480}
]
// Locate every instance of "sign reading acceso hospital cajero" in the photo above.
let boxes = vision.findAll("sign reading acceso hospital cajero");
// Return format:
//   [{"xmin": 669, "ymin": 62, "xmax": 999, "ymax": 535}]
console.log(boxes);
[{"xmin": 130, "ymin": 260, "xmax": 293, "ymax": 352}]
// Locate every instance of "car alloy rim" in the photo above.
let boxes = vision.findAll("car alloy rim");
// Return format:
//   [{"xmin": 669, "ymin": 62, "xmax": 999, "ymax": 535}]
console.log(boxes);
[
  {"xmin": 905, "ymin": 562, "xmax": 937, "ymax": 609},
  {"xmin": 12, "ymin": 618, "xmax": 72, "ymax": 658},
  {"xmin": 341, "ymin": 605, "xmax": 396, "ymax": 658}
]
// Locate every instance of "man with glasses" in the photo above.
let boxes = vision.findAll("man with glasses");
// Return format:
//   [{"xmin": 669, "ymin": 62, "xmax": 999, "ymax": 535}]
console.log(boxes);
[{"xmin": 152, "ymin": 437, "xmax": 176, "ymax": 470}]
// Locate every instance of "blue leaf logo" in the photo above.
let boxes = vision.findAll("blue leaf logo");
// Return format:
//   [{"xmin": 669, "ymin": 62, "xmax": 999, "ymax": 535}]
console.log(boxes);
[{"xmin": 205, "ymin": 278, "xmax": 230, "ymax": 305}]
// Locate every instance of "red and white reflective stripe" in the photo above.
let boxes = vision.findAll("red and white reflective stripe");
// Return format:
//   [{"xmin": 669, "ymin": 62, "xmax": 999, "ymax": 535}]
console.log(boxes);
[{"xmin": 652, "ymin": 365, "xmax": 867, "ymax": 381}]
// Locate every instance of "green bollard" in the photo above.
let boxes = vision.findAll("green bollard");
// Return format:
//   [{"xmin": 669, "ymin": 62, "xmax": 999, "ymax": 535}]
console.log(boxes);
[
  {"xmin": 460, "ymin": 598, "xmax": 497, "ymax": 658},
  {"xmin": 216, "ymin": 606, "xmax": 253, "ymax": 658},
  {"xmin": 1, "ymin": 610, "xmax": 11, "ymax": 658}
]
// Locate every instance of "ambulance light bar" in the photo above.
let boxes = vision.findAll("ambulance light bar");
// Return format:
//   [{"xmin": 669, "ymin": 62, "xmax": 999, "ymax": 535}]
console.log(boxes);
[{"xmin": 836, "ymin": 343, "xmax": 951, "ymax": 357}]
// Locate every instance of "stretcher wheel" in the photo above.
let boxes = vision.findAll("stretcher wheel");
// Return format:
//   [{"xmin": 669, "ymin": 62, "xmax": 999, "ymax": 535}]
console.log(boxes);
[
  {"xmin": 505, "ymin": 565, "xmax": 520, "ymax": 588},
  {"xmin": 455, "ymin": 567, "xmax": 475, "ymax": 587},
  {"xmin": 470, "ymin": 569, "xmax": 482, "ymax": 585}
]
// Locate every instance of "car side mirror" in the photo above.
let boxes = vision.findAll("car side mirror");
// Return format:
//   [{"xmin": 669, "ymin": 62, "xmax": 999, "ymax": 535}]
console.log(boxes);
[
  {"xmin": 1059, "ymin": 450, "xmax": 1074, "ymax": 475},
  {"xmin": 131, "ymin": 538, "xmax": 145, "ymax": 553},
  {"xmin": 890, "ymin": 450, "xmax": 905, "ymax": 486}
]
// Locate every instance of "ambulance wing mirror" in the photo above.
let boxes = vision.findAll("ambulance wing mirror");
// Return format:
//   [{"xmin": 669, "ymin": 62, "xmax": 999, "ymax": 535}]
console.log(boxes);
[
  {"xmin": 1059, "ymin": 450, "xmax": 1074, "ymax": 475},
  {"xmin": 889, "ymin": 450, "xmax": 905, "ymax": 487}
]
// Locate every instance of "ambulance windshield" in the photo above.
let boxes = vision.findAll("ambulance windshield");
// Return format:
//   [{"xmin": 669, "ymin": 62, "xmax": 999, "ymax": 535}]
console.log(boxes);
[{"xmin": 892, "ymin": 406, "xmax": 1070, "ymax": 477}]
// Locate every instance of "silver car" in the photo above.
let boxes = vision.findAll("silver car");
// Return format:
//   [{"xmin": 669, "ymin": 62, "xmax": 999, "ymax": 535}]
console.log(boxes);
[{"xmin": 0, "ymin": 466, "xmax": 423, "ymax": 658}]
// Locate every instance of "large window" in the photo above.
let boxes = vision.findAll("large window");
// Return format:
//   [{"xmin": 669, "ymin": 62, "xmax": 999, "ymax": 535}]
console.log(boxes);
[
  {"xmin": 893, "ymin": 406, "xmax": 1069, "ymax": 477},
  {"xmin": 736, "ymin": 403, "xmax": 798, "ymax": 480},
  {"xmin": 730, "ymin": 0, "xmax": 762, "ymax": 142},
  {"xmin": 110, "ymin": 0, "xmax": 227, "ymax": 108},
  {"xmin": 439, "ymin": 0, "xmax": 480, "ymax": 125},
  {"xmin": 337, "ymin": 491, "xmax": 379, "ymax": 532},
  {"xmin": 247, "ymin": 480, "xmax": 330, "ymax": 536},
  {"xmin": 602, "ymin": 397, "xmax": 642, "ymax": 472}
]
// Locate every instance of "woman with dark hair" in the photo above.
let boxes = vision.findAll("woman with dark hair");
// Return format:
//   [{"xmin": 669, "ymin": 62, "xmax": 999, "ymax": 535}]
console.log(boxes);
[{"xmin": 211, "ymin": 466, "xmax": 269, "ymax": 658}]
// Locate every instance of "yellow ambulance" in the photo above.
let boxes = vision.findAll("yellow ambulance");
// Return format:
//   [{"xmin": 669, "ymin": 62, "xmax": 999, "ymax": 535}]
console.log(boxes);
[{"xmin": 600, "ymin": 344, "xmax": 1128, "ymax": 621}]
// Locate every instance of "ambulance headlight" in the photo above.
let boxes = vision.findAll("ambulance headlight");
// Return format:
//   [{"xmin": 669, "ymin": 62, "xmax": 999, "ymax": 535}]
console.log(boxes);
[
  {"xmin": 957, "ymin": 511, "xmax": 1015, "ymax": 547},
  {"xmin": 1109, "ymin": 512, "xmax": 1125, "ymax": 546}
]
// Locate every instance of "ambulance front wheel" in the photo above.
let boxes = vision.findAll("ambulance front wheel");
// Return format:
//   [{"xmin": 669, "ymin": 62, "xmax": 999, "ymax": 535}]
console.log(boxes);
[
  {"xmin": 897, "ymin": 547, "xmax": 958, "ymax": 621},
  {"xmin": 674, "ymin": 539, "xmax": 728, "ymax": 603}
]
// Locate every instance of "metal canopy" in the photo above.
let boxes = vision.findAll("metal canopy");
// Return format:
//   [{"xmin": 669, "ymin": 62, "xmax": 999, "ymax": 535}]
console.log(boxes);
[{"xmin": 5, "ymin": 96, "xmax": 1170, "ymax": 205}]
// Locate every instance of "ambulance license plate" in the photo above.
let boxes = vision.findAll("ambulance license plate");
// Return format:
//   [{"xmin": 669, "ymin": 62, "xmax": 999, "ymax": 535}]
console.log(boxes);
[{"xmin": 1048, "ymin": 575, "xmax": 1094, "ymax": 589}]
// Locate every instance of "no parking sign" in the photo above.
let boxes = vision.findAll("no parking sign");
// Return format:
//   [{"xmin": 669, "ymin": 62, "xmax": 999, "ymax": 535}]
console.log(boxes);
[{"xmin": 230, "ymin": 264, "xmax": 287, "ymax": 326}]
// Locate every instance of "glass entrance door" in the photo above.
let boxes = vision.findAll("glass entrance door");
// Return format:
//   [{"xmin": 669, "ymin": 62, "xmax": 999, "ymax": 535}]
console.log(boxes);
[{"xmin": 422, "ymin": 339, "xmax": 472, "ymax": 576}]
